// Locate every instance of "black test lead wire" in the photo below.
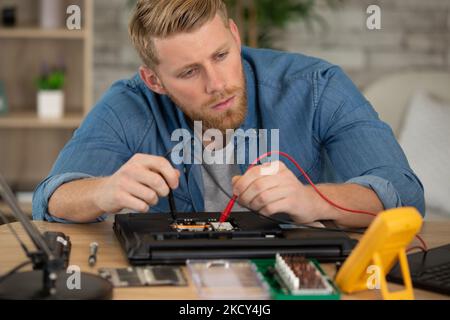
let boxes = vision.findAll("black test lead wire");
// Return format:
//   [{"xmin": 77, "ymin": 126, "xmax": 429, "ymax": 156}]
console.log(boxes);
[{"xmin": 163, "ymin": 148, "xmax": 178, "ymax": 221}]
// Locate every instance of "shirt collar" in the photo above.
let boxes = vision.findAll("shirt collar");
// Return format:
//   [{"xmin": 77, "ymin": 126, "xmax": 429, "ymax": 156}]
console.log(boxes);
[{"xmin": 239, "ymin": 58, "xmax": 258, "ymax": 132}]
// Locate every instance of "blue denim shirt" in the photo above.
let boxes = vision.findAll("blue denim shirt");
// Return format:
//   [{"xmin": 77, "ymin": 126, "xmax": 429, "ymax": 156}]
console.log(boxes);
[{"xmin": 32, "ymin": 47, "xmax": 425, "ymax": 222}]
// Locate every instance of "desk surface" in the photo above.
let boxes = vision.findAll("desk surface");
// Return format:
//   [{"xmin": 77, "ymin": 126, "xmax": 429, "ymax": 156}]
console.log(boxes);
[{"xmin": 0, "ymin": 219, "xmax": 449, "ymax": 300}]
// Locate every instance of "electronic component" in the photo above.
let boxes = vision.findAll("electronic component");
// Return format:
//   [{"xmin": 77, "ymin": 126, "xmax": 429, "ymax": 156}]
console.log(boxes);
[
  {"xmin": 210, "ymin": 222, "xmax": 234, "ymax": 231},
  {"xmin": 170, "ymin": 218, "xmax": 237, "ymax": 232},
  {"xmin": 274, "ymin": 253, "xmax": 333, "ymax": 295},
  {"xmin": 42, "ymin": 231, "xmax": 71, "ymax": 269},
  {"xmin": 98, "ymin": 266, "xmax": 187, "ymax": 287},
  {"xmin": 171, "ymin": 220, "xmax": 210, "ymax": 232},
  {"xmin": 88, "ymin": 242, "xmax": 98, "ymax": 267},
  {"xmin": 335, "ymin": 207, "xmax": 423, "ymax": 300},
  {"xmin": 114, "ymin": 211, "xmax": 356, "ymax": 265}
]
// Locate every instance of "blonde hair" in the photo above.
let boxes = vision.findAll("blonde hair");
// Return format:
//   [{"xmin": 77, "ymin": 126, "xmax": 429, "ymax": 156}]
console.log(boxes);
[{"xmin": 129, "ymin": 0, "xmax": 229, "ymax": 69}]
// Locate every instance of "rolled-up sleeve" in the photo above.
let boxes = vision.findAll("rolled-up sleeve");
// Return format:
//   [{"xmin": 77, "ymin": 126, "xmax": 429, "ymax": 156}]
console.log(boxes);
[
  {"xmin": 346, "ymin": 175, "xmax": 402, "ymax": 211},
  {"xmin": 32, "ymin": 172, "xmax": 96, "ymax": 222},
  {"xmin": 315, "ymin": 66, "xmax": 425, "ymax": 216}
]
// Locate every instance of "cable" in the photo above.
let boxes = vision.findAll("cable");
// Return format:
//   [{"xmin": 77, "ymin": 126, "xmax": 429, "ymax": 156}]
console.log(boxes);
[
  {"xmin": 414, "ymin": 234, "xmax": 428, "ymax": 251},
  {"xmin": 0, "ymin": 209, "xmax": 32, "ymax": 258},
  {"xmin": 163, "ymin": 146, "xmax": 181, "ymax": 221},
  {"xmin": 406, "ymin": 246, "xmax": 427, "ymax": 253},
  {"xmin": 201, "ymin": 161, "xmax": 366, "ymax": 234},
  {"xmin": 231, "ymin": 151, "xmax": 376, "ymax": 218},
  {"xmin": 163, "ymin": 138, "xmax": 358, "ymax": 234},
  {"xmin": 0, "ymin": 260, "xmax": 32, "ymax": 284},
  {"xmin": 0, "ymin": 208, "xmax": 36, "ymax": 285},
  {"xmin": 164, "ymin": 139, "xmax": 426, "ymax": 250},
  {"xmin": 218, "ymin": 150, "xmax": 427, "ymax": 252}
]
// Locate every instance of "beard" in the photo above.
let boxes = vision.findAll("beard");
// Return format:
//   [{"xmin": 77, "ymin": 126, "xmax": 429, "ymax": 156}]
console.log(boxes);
[{"xmin": 167, "ymin": 76, "xmax": 248, "ymax": 133}]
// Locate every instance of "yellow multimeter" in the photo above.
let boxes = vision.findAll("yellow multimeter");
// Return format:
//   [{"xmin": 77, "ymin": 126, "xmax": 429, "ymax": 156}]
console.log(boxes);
[{"xmin": 335, "ymin": 207, "xmax": 423, "ymax": 300}]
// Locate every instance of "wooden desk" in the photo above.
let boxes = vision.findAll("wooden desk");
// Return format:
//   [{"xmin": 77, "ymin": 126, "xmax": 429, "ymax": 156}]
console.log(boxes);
[{"xmin": 0, "ymin": 219, "xmax": 449, "ymax": 300}]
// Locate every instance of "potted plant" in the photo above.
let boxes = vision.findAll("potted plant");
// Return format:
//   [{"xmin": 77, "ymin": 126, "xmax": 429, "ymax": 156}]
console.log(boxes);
[
  {"xmin": 226, "ymin": 0, "xmax": 344, "ymax": 48},
  {"xmin": 36, "ymin": 63, "xmax": 65, "ymax": 119}
]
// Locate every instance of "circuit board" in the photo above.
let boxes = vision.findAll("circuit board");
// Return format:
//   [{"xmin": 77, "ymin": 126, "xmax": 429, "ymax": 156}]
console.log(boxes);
[
  {"xmin": 274, "ymin": 254, "xmax": 333, "ymax": 295},
  {"xmin": 253, "ymin": 255, "xmax": 341, "ymax": 300},
  {"xmin": 170, "ymin": 218, "xmax": 236, "ymax": 232}
]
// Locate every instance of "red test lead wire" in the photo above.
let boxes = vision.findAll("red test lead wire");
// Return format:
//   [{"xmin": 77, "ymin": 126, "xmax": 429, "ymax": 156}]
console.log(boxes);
[
  {"xmin": 218, "ymin": 150, "xmax": 427, "ymax": 252},
  {"xmin": 219, "ymin": 195, "xmax": 237, "ymax": 223}
]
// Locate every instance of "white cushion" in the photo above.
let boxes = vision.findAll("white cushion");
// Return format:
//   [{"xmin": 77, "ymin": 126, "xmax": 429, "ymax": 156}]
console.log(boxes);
[{"xmin": 399, "ymin": 91, "xmax": 450, "ymax": 216}]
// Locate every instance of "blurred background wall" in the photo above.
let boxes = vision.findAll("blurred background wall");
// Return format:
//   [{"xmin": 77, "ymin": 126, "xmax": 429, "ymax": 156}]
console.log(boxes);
[{"xmin": 93, "ymin": 0, "xmax": 450, "ymax": 100}]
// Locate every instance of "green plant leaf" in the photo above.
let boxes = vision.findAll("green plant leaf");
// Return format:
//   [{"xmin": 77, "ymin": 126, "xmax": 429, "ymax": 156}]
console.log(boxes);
[{"xmin": 36, "ymin": 70, "xmax": 65, "ymax": 90}]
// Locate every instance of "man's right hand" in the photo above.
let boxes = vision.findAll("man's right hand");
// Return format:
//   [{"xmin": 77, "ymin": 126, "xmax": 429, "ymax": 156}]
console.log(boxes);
[{"xmin": 94, "ymin": 154, "xmax": 180, "ymax": 214}]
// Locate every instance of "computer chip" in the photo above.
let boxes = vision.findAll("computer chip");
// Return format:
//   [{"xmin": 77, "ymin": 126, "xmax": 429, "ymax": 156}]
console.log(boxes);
[
  {"xmin": 171, "ymin": 219, "xmax": 211, "ymax": 232},
  {"xmin": 210, "ymin": 222, "xmax": 234, "ymax": 231}
]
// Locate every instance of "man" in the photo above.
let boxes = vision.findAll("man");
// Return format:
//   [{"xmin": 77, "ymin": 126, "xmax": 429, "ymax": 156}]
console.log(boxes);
[{"xmin": 32, "ymin": 0, "xmax": 424, "ymax": 227}]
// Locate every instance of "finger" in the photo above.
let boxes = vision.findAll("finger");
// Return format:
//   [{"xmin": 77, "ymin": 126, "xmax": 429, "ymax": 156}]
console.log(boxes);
[
  {"xmin": 259, "ymin": 198, "xmax": 291, "ymax": 216},
  {"xmin": 247, "ymin": 186, "xmax": 290, "ymax": 212},
  {"xmin": 126, "ymin": 180, "xmax": 159, "ymax": 206},
  {"xmin": 238, "ymin": 175, "xmax": 280, "ymax": 207},
  {"xmin": 231, "ymin": 175, "xmax": 241, "ymax": 186},
  {"xmin": 232, "ymin": 164, "xmax": 270, "ymax": 196},
  {"xmin": 234, "ymin": 166, "xmax": 260, "ymax": 195},
  {"xmin": 120, "ymin": 194, "xmax": 149, "ymax": 213},
  {"xmin": 133, "ymin": 154, "xmax": 179, "ymax": 189},
  {"xmin": 129, "ymin": 170, "xmax": 170, "ymax": 197}
]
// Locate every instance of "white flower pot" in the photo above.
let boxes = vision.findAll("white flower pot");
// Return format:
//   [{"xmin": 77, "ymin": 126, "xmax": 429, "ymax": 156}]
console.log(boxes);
[
  {"xmin": 37, "ymin": 90, "xmax": 64, "ymax": 119},
  {"xmin": 40, "ymin": 0, "xmax": 63, "ymax": 29}
]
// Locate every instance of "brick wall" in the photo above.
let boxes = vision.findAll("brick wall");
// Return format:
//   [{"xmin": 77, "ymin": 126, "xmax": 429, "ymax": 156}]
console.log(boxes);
[
  {"xmin": 93, "ymin": 0, "xmax": 450, "ymax": 100},
  {"xmin": 273, "ymin": 0, "xmax": 450, "ymax": 89}
]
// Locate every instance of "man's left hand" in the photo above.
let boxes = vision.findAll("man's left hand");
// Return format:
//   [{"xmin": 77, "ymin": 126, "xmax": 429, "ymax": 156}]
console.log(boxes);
[{"xmin": 232, "ymin": 161, "xmax": 324, "ymax": 224}]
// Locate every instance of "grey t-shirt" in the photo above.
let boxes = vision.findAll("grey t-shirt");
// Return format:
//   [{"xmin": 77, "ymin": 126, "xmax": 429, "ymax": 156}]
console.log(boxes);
[
  {"xmin": 201, "ymin": 163, "xmax": 249, "ymax": 212},
  {"xmin": 200, "ymin": 133, "xmax": 250, "ymax": 213}
]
